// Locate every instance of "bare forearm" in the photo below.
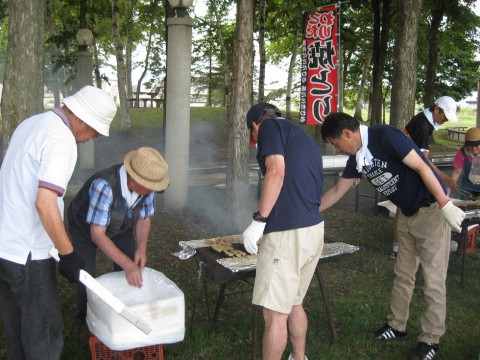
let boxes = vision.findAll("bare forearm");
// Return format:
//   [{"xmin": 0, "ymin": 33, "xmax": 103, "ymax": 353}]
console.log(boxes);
[
  {"xmin": 257, "ymin": 154, "xmax": 285, "ymax": 216},
  {"xmin": 418, "ymin": 164, "xmax": 450, "ymax": 205},
  {"xmin": 36, "ymin": 188, "xmax": 73, "ymax": 255},
  {"xmin": 257, "ymin": 171, "xmax": 283, "ymax": 216},
  {"xmin": 320, "ymin": 178, "xmax": 356, "ymax": 212},
  {"xmin": 135, "ymin": 218, "xmax": 151, "ymax": 252}
]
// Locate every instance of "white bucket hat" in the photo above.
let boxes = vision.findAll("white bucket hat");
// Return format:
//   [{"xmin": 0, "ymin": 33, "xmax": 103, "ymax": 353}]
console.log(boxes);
[
  {"xmin": 63, "ymin": 85, "xmax": 117, "ymax": 136},
  {"xmin": 124, "ymin": 147, "xmax": 170, "ymax": 192},
  {"xmin": 434, "ymin": 96, "xmax": 458, "ymax": 122}
]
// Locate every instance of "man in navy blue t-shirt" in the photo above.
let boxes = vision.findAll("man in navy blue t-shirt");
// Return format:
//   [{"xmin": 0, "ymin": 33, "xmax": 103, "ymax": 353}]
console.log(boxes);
[
  {"xmin": 320, "ymin": 112, "xmax": 464, "ymax": 360},
  {"xmin": 242, "ymin": 103, "xmax": 324, "ymax": 360}
]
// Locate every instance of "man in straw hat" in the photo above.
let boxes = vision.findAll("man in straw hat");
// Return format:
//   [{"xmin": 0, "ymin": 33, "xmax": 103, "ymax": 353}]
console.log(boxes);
[
  {"xmin": 67, "ymin": 147, "xmax": 169, "ymax": 333},
  {"xmin": 0, "ymin": 85, "xmax": 116, "ymax": 359},
  {"xmin": 451, "ymin": 127, "xmax": 480, "ymax": 198}
]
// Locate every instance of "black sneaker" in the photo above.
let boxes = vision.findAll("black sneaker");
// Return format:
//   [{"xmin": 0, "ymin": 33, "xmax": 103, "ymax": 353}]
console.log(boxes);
[
  {"xmin": 410, "ymin": 342, "xmax": 439, "ymax": 360},
  {"xmin": 390, "ymin": 249, "xmax": 398, "ymax": 259},
  {"xmin": 372, "ymin": 323, "xmax": 407, "ymax": 340}
]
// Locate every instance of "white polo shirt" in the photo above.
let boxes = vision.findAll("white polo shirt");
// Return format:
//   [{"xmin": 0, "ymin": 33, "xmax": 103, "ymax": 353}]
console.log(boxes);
[{"xmin": 0, "ymin": 110, "xmax": 77, "ymax": 264}]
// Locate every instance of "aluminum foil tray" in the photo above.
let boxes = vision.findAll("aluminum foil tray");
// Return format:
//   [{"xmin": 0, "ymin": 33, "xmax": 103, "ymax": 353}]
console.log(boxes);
[
  {"xmin": 320, "ymin": 242, "xmax": 360, "ymax": 259},
  {"xmin": 174, "ymin": 237, "xmax": 359, "ymax": 272},
  {"xmin": 173, "ymin": 235, "xmax": 243, "ymax": 260},
  {"xmin": 210, "ymin": 241, "xmax": 359, "ymax": 273},
  {"xmin": 216, "ymin": 255, "xmax": 258, "ymax": 272}
]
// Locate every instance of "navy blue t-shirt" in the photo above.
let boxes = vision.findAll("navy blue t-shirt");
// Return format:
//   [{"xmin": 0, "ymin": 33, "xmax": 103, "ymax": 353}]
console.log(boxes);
[
  {"xmin": 342, "ymin": 125, "xmax": 446, "ymax": 216},
  {"xmin": 257, "ymin": 118, "xmax": 324, "ymax": 233}
]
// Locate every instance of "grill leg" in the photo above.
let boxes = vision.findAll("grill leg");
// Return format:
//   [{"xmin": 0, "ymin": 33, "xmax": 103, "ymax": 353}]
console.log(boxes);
[
  {"xmin": 189, "ymin": 261, "xmax": 206, "ymax": 336},
  {"xmin": 315, "ymin": 264, "xmax": 337, "ymax": 341},
  {"xmin": 210, "ymin": 283, "xmax": 226, "ymax": 331},
  {"xmin": 461, "ymin": 224, "xmax": 467, "ymax": 288}
]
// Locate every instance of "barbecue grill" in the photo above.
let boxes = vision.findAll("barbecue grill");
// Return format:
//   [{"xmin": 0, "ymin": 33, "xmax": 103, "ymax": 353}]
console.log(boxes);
[
  {"xmin": 174, "ymin": 236, "xmax": 359, "ymax": 360},
  {"xmin": 453, "ymin": 200, "xmax": 480, "ymax": 287}
]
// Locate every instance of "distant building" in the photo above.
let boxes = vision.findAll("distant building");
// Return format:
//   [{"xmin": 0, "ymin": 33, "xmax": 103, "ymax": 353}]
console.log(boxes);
[{"xmin": 459, "ymin": 92, "xmax": 478, "ymax": 110}]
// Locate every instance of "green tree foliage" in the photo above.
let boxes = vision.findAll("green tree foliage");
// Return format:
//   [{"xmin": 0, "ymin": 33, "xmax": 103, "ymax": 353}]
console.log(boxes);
[
  {"xmin": 416, "ymin": 0, "xmax": 480, "ymax": 105},
  {"xmin": 191, "ymin": 0, "xmax": 234, "ymax": 106},
  {"xmin": 339, "ymin": 1, "xmax": 376, "ymax": 110},
  {"xmin": 135, "ymin": 0, "xmax": 165, "ymax": 92}
]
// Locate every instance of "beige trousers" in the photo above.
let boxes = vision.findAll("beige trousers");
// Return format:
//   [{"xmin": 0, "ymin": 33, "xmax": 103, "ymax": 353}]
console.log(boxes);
[{"xmin": 388, "ymin": 203, "xmax": 451, "ymax": 344}]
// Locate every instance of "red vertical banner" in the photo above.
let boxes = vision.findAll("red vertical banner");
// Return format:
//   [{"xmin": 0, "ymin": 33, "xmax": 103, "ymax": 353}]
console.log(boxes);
[{"xmin": 300, "ymin": 5, "xmax": 339, "ymax": 125}]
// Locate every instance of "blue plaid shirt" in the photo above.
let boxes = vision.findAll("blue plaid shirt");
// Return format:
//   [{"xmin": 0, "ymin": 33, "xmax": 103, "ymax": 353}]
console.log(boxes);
[{"xmin": 86, "ymin": 179, "xmax": 156, "ymax": 226}]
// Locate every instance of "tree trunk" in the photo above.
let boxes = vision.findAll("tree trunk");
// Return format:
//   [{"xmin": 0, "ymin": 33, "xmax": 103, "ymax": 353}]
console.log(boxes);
[
  {"xmin": 208, "ymin": 51, "xmax": 213, "ymax": 106},
  {"xmin": 136, "ymin": 26, "xmax": 154, "ymax": 104},
  {"xmin": 46, "ymin": 0, "xmax": 61, "ymax": 108},
  {"xmin": 477, "ymin": 78, "xmax": 480, "ymax": 127},
  {"xmin": 2, "ymin": 0, "xmax": 45, "ymax": 157},
  {"xmin": 227, "ymin": 0, "xmax": 254, "ymax": 232},
  {"xmin": 93, "ymin": 39, "xmax": 102, "ymax": 88},
  {"xmin": 212, "ymin": 0, "xmax": 232, "ymax": 109},
  {"xmin": 422, "ymin": 0, "xmax": 446, "ymax": 108},
  {"xmin": 354, "ymin": 48, "xmax": 372, "ymax": 121},
  {"xmin": 338, "ymin": 47, "xmax": 351, "ymax": 112},
  {"xmin": 285, "ymin": 23, "xmax": 299, "ymax": 120},
  {"xmin": 112, "ymin": 0, "xmax": 131, "ymax": 131},
  {"xmin": 390, "ymin": 0, "xmax": 422, "ymax": 128},
  {"xmin": 126, "ymin": 0, "xmax": 133, "ymax": 101},
  {"xmin": 369, "ymin": 0, "xmax": 392, "ymax": 126},
  {"xmin": 257, "ymin": 0, "xmax": 266, "ymax": 103}
]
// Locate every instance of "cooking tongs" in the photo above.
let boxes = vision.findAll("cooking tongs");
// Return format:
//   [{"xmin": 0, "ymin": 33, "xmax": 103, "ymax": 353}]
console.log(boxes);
[{"xmin": 457, "ymin": 187, "xmax": 476, "ymax": 201}]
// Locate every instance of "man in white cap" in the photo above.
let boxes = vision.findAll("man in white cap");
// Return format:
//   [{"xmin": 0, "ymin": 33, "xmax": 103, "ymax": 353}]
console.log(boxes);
[
  {"xmin": 0, "ymin": 85, "xmax": 116, "ymax": 359},
  {"xmin": 390, "ymin": 96, "xmax": 459, "ymax": 259},
  {"xmin": 67, "ymin": 147, "xmax": 169, "ymax": 334}
]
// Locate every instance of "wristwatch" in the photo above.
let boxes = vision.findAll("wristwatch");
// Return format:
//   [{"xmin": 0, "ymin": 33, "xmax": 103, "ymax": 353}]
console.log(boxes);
[{"xmin": 253, "ymin": 211, "xmax": 268, "ymax": 223}]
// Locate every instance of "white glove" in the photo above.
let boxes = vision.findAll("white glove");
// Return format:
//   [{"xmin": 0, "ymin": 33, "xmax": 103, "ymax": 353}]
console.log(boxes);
[
  {"xmin": 441, "ymin": 200, "xmax": 465, "ymax": 233},
  {"xmin": 242, "ymin": 220, "xmax": 266, "ymax": 255}
]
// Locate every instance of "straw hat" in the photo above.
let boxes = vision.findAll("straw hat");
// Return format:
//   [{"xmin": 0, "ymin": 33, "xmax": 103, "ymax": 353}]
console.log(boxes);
[
  {"xmin": 465, "ymin": 127, "xmax": 480, "ymax": 146},
  {"xmin": 63, "ymin": 85, "xmax": 117, "ymax": 136},
  {"xmin": 124, "ymin": 147, "xmax": 169, "ymax": 192}
]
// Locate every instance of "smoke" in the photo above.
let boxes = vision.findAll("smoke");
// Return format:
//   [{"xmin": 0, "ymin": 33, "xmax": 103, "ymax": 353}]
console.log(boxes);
[{"xmin": 68, "ymin": 116, "xmax": 258, "ymax": 236}]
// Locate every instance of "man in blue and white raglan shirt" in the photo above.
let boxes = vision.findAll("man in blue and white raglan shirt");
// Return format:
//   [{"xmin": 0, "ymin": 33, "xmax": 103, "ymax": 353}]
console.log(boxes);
[
  {"xmin": 319, "ymin": 112, "xmax": 465, "ymax": 360},
  {"xmin": 242, "ymin": 103, "xmax": 324, "ymax": 360}
]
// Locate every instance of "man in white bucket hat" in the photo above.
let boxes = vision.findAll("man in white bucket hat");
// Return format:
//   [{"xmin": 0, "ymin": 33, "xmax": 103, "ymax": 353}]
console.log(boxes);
[
  {"xmin": 67, "ymin": 147, "xmax": 169, "ymax": 335},
  {"xmin": 0, "ymin": 85, "xmax": 116, "ymax": 359}
]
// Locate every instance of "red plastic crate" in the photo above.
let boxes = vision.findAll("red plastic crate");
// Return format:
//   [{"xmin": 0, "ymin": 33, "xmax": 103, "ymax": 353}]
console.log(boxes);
[
  {"xmin": 89, "ymin": 336, "xmax": 164, "ymax": 360},
  {"xmin": 457, "ymin": 225, "xmax": 478, "ymax": 255}
]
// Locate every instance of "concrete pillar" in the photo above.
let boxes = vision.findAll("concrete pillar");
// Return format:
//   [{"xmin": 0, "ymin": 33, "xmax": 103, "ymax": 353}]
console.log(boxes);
[
  {"xmin": 77, "ymin": 49, "xmax": 95, "ymax": 170},
  {"xmin": 164, "ymin": 17, "xmax": 193, "ymax": 210}
]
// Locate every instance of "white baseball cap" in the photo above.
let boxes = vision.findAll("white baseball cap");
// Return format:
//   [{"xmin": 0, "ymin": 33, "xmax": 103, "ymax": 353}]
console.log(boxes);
[
  {"xmin": 434, "ymin": 96, "xmax": 458, "ymax": 122},
  {"xmin": 63, "ymin": 85, "xmax": 117, "ymax": 136}
]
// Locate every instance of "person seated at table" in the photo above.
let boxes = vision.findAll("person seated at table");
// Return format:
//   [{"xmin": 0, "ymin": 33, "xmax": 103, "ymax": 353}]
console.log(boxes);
[
  {"xmin": 67, "ymin": 147, "xmax": 169, "ymax": 334},
  {"xmin": 451, "ymin": 127, "xmax": 480, "ymax": 199}
]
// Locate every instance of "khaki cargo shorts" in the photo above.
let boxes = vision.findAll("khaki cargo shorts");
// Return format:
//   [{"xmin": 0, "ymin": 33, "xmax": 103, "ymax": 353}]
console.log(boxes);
[{"xmin": 252, "ymin": 222, "xmax": 324, "ymax": 314}]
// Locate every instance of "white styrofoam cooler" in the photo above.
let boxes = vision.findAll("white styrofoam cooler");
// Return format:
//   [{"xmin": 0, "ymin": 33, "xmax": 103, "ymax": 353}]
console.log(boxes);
[{"xmin": 86, "ymin": 267, "xmax": 185, "ymax": 350}]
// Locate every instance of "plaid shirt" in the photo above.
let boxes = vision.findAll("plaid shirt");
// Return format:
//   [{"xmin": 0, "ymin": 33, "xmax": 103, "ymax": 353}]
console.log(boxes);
[{"xmin": 86, "ymin": 178, "xmax": 155, "ymax": 227}]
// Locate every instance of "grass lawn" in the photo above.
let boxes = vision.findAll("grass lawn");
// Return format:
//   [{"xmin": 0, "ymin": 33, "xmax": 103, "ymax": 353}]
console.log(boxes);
[{"xmin": 0, "ymin": 106, "xmax": 479, "ymax": 359}]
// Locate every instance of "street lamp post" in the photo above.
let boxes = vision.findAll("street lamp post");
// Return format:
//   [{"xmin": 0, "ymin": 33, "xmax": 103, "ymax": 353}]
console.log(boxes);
[
  {"xmin": 164, "ymin": 0, "xmax": 193, "ymax": 210},
  {"xmin": 76, "ymin": 28, "xmax": 95, "ymax": 170}
]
